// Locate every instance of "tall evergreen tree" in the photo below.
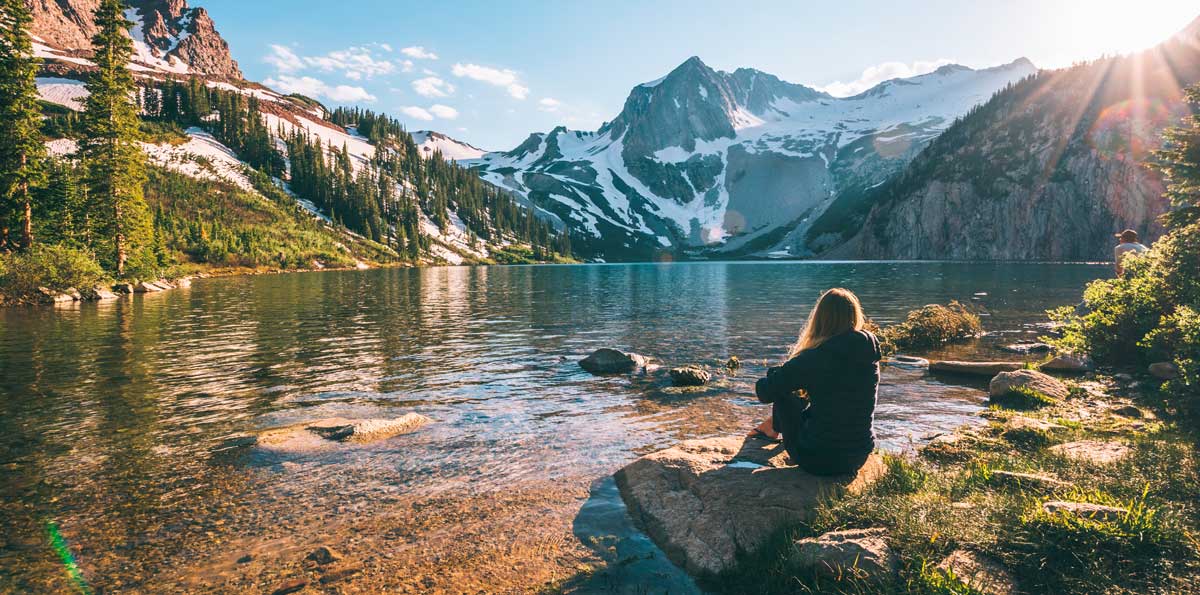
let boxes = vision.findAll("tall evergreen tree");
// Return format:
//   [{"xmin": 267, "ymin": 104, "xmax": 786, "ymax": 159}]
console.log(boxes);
[
  {"xmin": 80, "ymin": 0, "xmax": 149, "ymax": 276},
  {"xmin": 0, "ymin": 0, "xmax": 48, "ymax": 251}
]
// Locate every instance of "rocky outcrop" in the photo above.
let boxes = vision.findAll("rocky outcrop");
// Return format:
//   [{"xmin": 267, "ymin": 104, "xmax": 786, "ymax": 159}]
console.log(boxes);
[
  {"xmin": 669, "ymin": 366, "xmax": 711, "ymax": 386},
  {"xmin": 930, "ymin": 361, "xmax": 1024, "ymax": 376},
  {"xmin": 839, "ymin": 28, "xmax": 1200, "ymax": 261},
  {"xmin": 989, "ymin": 369, "xmax": 1070, "ymax": 401},
  {"xmin": 30, "ymin": 0, "xmax": 242, "ymax": 78},
  {"xmin": 614, "ymin": 436, "xmax": 885, "ymax": 575},
  {"xmin": 789, "ymin": 528, "xmax": 895, "ymax": 581},
  {"xmin": 1149, "ymin": 362, "xmax": 1181, "ymax": 380},
  {"xmin": 579, "ymin": 348, "xmax": 647, "ymax": 374}
]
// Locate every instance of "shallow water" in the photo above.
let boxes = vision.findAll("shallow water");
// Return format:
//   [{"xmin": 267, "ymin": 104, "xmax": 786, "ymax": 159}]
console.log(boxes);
[{"xmin": 0, "ymin": 262, "xmax": 1105, "ymax": 593}]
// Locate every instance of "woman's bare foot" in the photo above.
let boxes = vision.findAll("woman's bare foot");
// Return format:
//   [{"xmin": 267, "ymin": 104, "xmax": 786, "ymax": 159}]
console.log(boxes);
[{"xmin": 747, "ymin": 417, "xmax": 780, "ymax": 440}]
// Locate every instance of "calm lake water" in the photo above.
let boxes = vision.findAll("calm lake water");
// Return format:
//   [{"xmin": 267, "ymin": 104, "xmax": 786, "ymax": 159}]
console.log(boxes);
[{"xmin": 0, "ymin": 262, "xmax": 1106, "ymax": 594}]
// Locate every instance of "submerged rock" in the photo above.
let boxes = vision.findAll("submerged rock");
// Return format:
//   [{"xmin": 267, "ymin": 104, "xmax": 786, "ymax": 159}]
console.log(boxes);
[
  {"xmin": 789, "ymin": 527, "xmax": 895, "ymax": 581},
  {"xmin": 579, "ymin": 348, "xmax": 647, "ymax": 374},
  {"xmin": 614, "ymin": 436, "xmax": 885, "ymax": 575},
  {"xmin": 1041, "ymin": 353, "xmax": 1095, "ymax": 374},
  {"xmin": 669, "ymin": 366, "xmax": 711, "ymax": 386},
  {"xmin": 888, "ymin": 355, "xmax": 930, "ymax": 369},
  {"xmin": 255, "ymin": 413, "xmax": 432, "ymax": 451},
  {"xmin": 305, "ymin": 545, "xmax": 342, "ymax": 565},
  {"xmin": 930, "ymin": 361, "xmax": 1024, "ymax": 376},
  {"xmin": 989, "ymin": 369, "xmax": 1070, "ymax": 401},
  {"xmin": 999, "ymin": 342, "xmax": 1053, "ymax": 354},
  {"xmin": 936, "ymin": 549, "xmax": 1017, "ymax": 595}
]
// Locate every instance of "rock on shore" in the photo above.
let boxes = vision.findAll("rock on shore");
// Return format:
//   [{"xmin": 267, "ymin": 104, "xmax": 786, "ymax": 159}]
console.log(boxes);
[
  {"xmin": 989, "ymin": 369, "xmax": 1070, "ymax": 401},
  {"xmin": 614, "ymin": 436, "xmax": 885, "ymax": 575}
]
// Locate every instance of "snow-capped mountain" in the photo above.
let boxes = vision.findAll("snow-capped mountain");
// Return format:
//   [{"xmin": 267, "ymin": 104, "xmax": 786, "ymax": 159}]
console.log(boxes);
[
  {"xmin": 469, "ymin": 56, "xmax": 1036, "ymax": 259},
  {"xmin": 410, "ymin": 130, "xmax": 487, "ymax": 162}
]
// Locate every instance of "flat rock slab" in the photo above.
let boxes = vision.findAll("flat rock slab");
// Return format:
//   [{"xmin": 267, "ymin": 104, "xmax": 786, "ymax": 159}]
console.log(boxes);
[
  {"xmin": 255, "ymin": 413, "xmax": 432, "ymax": 452},
  {"xmin": 614, "ymin": 436, "xmax": 885, "ymax": 575},
  {"xmin": 790, "ymin": 527, "xmax": 895, "ymax": 580},
  {"xmin": 1049, "ymin": 440, "xmax": 1131, "ymax": 465},
  {"xmin": 930, "ymin": 361, "xmax": 1025, "ymax": 377},
  {"xmin": 937, "ymin": 549, "xmax": 1017, "ymax": 595},
  {"xmin": 1043, "ymin": 501, "xmax": 1127, "ymax": 522}
]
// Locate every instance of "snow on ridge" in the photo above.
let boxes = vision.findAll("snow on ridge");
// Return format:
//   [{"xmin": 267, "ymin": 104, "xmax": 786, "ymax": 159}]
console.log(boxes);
[
  {"xmin": 36, "ymin": 77, "xmax": 88, "ymax": 111},
  {"xmin": 143, "ymin": 127, "xmax": 254, "ymax": 191},
  {"xmin": 411, "ymin": 130, "xmax": 487, "ymax": 162},
  {"xmin": 124, "ymin": 8, "xmax": 191, "ymax": 75}
]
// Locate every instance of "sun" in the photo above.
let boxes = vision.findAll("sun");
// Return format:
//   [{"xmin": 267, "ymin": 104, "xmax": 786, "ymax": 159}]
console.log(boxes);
[{"xmin": 1064, "ymin": 0, "xmax": 1200, "ymax": 57}]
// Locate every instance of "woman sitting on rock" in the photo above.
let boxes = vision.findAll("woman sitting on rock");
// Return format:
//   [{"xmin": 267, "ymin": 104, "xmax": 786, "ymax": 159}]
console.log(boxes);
[{"xmin": 748, "ymin": 287, "xmax": 881, "ymax": 476}]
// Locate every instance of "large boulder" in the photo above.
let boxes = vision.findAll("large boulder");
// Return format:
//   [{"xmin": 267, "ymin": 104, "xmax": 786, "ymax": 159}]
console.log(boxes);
[
  {"xmin": 930, "ymin": 361, "xmax": 1024, "ymax": 377},
  {"xmin": 1041, "ymin": 353, "xmax": 1095, "ymax": 374},
  {"xmin": 579, "ymin": 348, "xmax": 647, "ymax": 374},
  {"xmin": 669, "ymin": 366, "xmax": 711, "ymax": 386},
  {"xmin": 614, "ymin": 436, "xmax": 886, "ymax": 575},
  {"xmin": 134, "ymin": 281, "xmax": 164, "ymax": 293},
  {"xmin": 789, "ymin": 528, "xmax": 896, "ymax": 581},
  {"xmin": 989, "ymin": 369, "xmax": 1070, "ymax": 401}
]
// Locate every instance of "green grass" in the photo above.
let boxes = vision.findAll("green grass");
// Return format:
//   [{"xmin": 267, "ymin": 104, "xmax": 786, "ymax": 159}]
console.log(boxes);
[{"xmin": 704, "ymin": 378, "xmax": 1200, "ymax": 595}]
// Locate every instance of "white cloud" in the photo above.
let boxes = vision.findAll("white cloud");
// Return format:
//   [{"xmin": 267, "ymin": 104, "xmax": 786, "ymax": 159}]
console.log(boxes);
[
  {"xmin": 402, "ymin": 46, "xmax": 438, "ymax": 60},
  {"xmin": 818, "ymin": 58, "xmax": 956, "ymax": 97},
  {"xmin": 452, "ymin": 62, "xmax": 530, "ymax": 99},
  {"xmin": 538, "ymin": 97, "xmax": 561, "ymax": 112},
  {"xmin": 412, "ymin": 76, "xmax": 455, "ymax": 98},
  {"xmin": 429, "ymin": 104, "xmax": 459, "ymax": 119},
  {"xmin": 378, "ymin": 43, "xmax": 393, "ymax": 53},
  {"xmin": 264, "ymin": 44, "xmax": 304, "ymax": 73},
  {"xmin": 305, "ymin": 46, "xmax": 396, "ymax": 79},
  {"xmin": 400, "ymin": 60, "xmax": 414, "ymax": 73},
  {"xmin": 401, "ymin": 106, "xmax": 434, "ymax": 121},
  {"xmin": 264, "ymin": 75, "xmax": 376, "ymax": 103}
]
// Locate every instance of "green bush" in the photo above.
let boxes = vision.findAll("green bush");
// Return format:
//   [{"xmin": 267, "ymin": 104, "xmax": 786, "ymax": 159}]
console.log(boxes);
[
  {"xmin": 878, "ymin": 301, "xmax": 983, "ymax": 354},
  {"xmin": 0, "ymin": 245, "xmax": 107, "ymax": 300}
]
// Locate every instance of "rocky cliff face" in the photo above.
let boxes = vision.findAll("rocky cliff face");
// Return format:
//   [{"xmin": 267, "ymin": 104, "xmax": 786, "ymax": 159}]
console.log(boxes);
[
  {"xmin": 830, "ymin": 16, "xmax": 1200, "ymax": 260},
  {"xmin": 470, "ymin": 56, "xmax": 1034, "ymax": 260},
  {"xmin": 28, "ymin": 0, "xmax": 241, "ymax": 79}
]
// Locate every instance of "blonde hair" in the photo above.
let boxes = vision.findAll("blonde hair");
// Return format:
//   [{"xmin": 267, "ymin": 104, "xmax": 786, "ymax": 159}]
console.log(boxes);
[{"xmin": 788, "ymin": 288, "xmax": 866, "ymax": 358}]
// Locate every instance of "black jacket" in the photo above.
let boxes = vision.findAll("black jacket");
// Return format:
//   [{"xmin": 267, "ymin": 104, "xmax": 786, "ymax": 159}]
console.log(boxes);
[{"xmin": 755, "ymin": 330, "xmax": 881, "ymax": 457}]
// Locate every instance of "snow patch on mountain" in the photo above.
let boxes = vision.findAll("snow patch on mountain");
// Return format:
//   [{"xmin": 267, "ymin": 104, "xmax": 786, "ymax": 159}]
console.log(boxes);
[
  {"xmin": 143, "ymin": 128, "xmax": 254, "ymax": 190},
  {"xmin": 410, "ymin": 130, "xmax": 487, "ymax": 161},
  {"xmin": 36, "ymin": 77, "xmax": 88, "ymax": 111}
]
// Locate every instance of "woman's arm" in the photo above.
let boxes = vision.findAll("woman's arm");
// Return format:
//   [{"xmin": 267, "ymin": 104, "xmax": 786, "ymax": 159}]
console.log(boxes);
[{"xmin": 755, "ymin": 349, "xmax": 818, "ymax": 403}]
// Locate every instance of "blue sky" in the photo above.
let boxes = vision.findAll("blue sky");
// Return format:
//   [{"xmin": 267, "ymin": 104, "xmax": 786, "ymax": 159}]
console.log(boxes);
[{"xmin": 195, "ymin": 0, "xmax": 1199, "ymax": 150}]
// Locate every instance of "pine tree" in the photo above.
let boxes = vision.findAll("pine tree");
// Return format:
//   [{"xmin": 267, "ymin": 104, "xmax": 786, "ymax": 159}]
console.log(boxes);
[
  {"xmin": 1153, "ymin": 84, "xmax": 1200, "ymax": 229},
  {"xmin": 0, "ymin": 0, "xmax": 48, "ymax": 251},
  {"xmin": 80, "ymin": 0, "xmax": 149, "ymax": 276}
]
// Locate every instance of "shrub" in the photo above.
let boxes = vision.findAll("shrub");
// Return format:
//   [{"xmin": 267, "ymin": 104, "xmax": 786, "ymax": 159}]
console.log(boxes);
[
  {"xmin": 0, "ymin": 245, "xmax": 107, "ymax": 301},
  {"xmin": 879, "ymin": 301, "xmax": 983, "ymax": 354}
]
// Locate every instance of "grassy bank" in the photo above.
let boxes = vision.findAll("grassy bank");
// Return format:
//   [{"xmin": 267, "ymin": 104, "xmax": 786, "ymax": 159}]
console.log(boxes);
[{"xmin": 708, "ymin": 374, "xmax": 1200, "ymax": 594}]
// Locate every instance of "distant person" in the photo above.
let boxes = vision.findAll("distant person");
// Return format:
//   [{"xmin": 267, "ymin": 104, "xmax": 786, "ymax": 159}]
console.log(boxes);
[
  {"xmin": 1113, "ymin": 229, "xmax": 1149, "ymax": 276},
  {"xmin": 747, "ymin": 288, "xmax": 881, "ymax": 476}
]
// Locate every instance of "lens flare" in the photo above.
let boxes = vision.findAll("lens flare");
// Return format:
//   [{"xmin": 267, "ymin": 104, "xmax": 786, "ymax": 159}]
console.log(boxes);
[{"xmin": 45, "ymin": 520, "xmax": 92, "ymax": 595}]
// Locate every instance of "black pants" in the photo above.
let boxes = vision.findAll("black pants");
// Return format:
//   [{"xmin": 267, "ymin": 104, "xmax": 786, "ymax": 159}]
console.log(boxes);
[{"xmin": 772, "ymin": 393, "xmax": 869, "ymax": 477}]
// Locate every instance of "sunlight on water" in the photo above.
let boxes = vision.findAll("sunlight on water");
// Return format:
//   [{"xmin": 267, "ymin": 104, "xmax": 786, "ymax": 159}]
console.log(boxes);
[{"xmin": 0, "ymin": 262, "xmax": 1105, "ymax": 592}]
